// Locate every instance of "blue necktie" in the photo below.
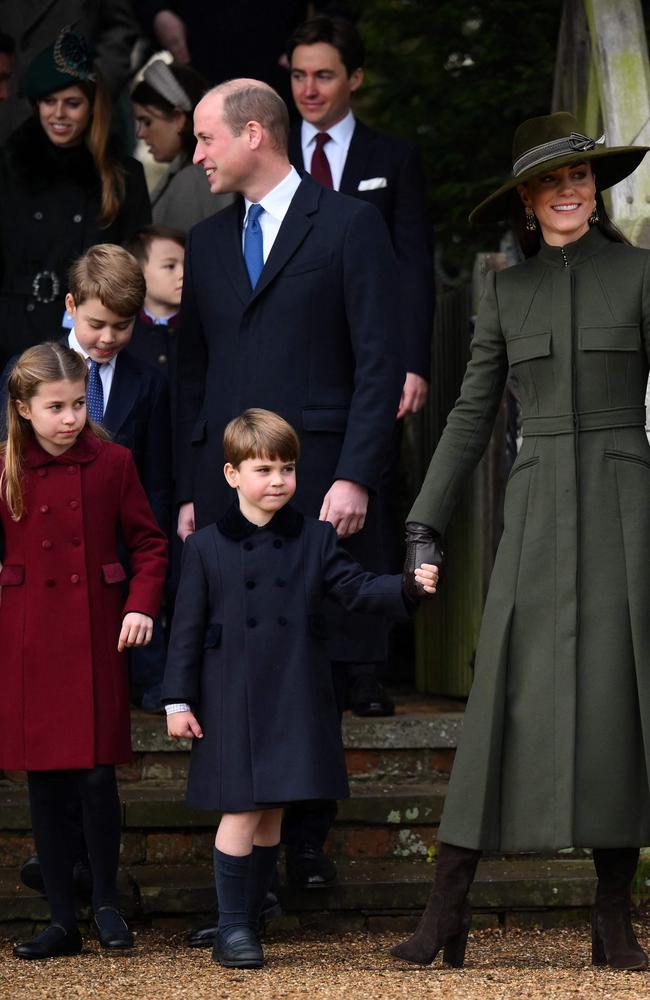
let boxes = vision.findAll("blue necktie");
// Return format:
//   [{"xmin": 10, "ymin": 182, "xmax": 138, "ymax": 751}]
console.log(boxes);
[
  {"xmin": 86, "ymin": 360, "xmax": 104, "ymax": 424},
  {"xmin": 244, "ymin": 203, "xmax": 265, "ymax": 288}
]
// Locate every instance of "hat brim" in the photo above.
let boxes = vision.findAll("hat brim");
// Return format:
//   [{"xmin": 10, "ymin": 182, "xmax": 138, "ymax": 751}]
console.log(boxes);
[{"xmin": 469, "ymin": 146, "xmax": 649, "ymax": 224}]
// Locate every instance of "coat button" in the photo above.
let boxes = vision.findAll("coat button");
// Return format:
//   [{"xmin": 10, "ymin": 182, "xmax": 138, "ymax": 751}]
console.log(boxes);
[
  {"xmin": 273, "ymin": 539, "xmax": 283, "ymax": 549},
  {"xmin": 45, "ymin": 579, "xmax": 56, "ymax": 587},
  {"xmin": 275, "ymin": 577, "xmax": 286, "ymax": 587},
  {"xmin": 245, "ymin": 580, "xmax": 255, "ymax": 590},
  {"xmin": 277, "ymin": 616, "xmax": 288, "ymax": 626},
  {"xmin": 40, "ymin": 504, "xmax": 49, "ymax": 514},
  {"xmin": 71, "ymin": 537, "xmax": 81, "ymax": 547},
  {"xmin": 26, "ymin": 302, "xmax": 35, "ymax": 312},
  {"xmin": 42, "ymin": 539, "xmax": 53, "ymax": 550},
  {"xmin": 34, "ymin": 211, "xmax": 43, "ymax": 220},
  {"xmin": 69, "ymin": 499, "xmax": 79, "ymax": 509},
  {"xmin": 70, "ymin": 574, "xmax": 80, "ymax": 584},
  {"xmin": 158, "ymin": 354, "xmax": 168, "ymax": 364},
  {"xmin": 246, "ymin": 617, "xmax": 257, "ymax": 628},
  {"xmin": 67, "ymin": 466, "xmax": 77, "ymax": 475},
  {"xmin": 243, "ymin": 541, "xmax": 253, "ymax": 551},
  {"xmin": 73, "ymin": 213, "xmax": 83, "ymax": 223},
  {"xmin": 38, "ymin": 468, "xmax": 47, "ymax": 477}
]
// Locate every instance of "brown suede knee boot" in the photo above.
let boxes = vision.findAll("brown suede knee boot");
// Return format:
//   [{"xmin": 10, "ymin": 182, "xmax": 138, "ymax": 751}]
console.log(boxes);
[
  {"xmin": 390, "ymin": 841, "xmax": 481, "ymax": 966},
  {"xmin": 591, "ymin": 847, "xmax": 648, "ymax": 971}
]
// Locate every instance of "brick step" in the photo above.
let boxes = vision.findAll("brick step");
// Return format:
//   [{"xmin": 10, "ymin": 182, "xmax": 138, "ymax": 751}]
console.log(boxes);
[
  {"xmin": 0, "ymin": 781, "xmax": 447, "ymax": 867},
  {"xmin": 0, "ymin": 858, "xmax": 605, "ymax": 932}
]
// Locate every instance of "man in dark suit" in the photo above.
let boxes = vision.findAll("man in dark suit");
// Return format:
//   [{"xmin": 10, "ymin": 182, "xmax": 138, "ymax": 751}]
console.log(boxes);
[
  {"xmin": 175, "ymin": 79, "xmax": 402, "ymax": 916},
  {"xmin": 287, "ymin": 15, "xmax": 434, "ymax": 711}
]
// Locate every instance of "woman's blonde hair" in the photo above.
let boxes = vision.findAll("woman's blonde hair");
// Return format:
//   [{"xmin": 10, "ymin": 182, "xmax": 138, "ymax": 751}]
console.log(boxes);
[{"xmin": 0, "ymin": 342, "xmax": 107, "ymax": 521}]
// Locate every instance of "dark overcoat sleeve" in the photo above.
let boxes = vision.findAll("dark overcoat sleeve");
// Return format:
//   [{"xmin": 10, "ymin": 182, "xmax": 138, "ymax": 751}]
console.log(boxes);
[
  {"xmin": 334, "ymin": 202, "xmax": 404, "ymax": 491},
  {"xmin": 161, "ymin": 534, "xmax": 210, "ymax": 705},
  {"xmin": 139, "ymin": 372, "xmax": 173, "ymax": 536},
  {"xmin": 319, "ymin": 522, "xmax": 410, "ymax": 619}
]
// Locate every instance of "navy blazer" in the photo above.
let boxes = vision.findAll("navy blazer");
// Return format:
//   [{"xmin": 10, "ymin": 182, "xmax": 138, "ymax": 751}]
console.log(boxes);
[
  {"xmin": 289, "ymin": 119, "xmax": 434, "ymax": 379},
  {"xmin": 0, "ymin": 342, "xmax": 172, "ymax": 536}
]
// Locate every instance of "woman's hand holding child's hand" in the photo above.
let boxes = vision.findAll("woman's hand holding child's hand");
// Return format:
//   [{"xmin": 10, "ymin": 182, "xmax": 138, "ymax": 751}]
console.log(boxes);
[
  {"xmin": 167, "ymin": 711, "xmax": 204, "ymax": 741},
  {"xmin": 118, "ymin": 613, "xmax": 154, "ymax": 652},
  {"xmin": 414, "ymin": 563, "xmax": 439, "ymax": 595}
]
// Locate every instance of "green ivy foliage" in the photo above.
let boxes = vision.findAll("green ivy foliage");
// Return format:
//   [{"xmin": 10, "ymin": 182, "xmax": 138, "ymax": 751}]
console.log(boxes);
[{"xmin": 354, "ymin": 0, "xmax": 561, "ymax": 282}]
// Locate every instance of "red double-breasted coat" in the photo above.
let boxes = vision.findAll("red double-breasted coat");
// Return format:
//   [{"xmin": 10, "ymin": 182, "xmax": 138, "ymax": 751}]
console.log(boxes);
[{"xmin": 0, "ymin": 429, "xmax": 167, "ymax": 770}]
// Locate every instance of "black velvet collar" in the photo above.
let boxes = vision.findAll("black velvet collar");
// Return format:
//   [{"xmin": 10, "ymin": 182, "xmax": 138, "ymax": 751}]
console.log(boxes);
[
  {"xmin": 217, "ymin": 500, "xmax": 304, "ymax": 541},
  {"xmin": 7, "ymin": 116, "xmax": 102, "ymax": 192}
]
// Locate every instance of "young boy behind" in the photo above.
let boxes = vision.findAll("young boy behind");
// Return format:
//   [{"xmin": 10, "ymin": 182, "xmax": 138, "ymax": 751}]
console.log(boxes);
[{"xmin": 162, "ymin": 408, "xmax": 438, "ymax": 970}]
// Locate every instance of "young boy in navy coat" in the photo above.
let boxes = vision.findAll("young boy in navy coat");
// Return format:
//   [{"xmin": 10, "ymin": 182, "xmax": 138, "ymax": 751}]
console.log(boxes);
[{"xmin": 162, "ymin": 409, "xmax": 438, "ymax": 969}]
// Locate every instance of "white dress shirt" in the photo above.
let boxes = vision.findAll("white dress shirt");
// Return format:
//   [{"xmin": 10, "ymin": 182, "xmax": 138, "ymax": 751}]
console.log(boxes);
[
  {"xmin": 68, "ymin": 328, "xmax": 116, "ymax": 415},
  {"xmin": 300, "ymin": 111, "xmax": 356, "ymax": 191},
  {"xmin": 242, "ymin": 166, "xmax": 302, "ymax": 261}
]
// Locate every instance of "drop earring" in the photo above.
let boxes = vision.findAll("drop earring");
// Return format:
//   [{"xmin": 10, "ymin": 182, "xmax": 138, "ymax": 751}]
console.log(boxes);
[
  {"xmin": 589, "ymin": 203, "xmax": 599, "ymax": 224},
  {"xmin": 525, "ymin": 206, "xmax": 537, "ymax": 231}
]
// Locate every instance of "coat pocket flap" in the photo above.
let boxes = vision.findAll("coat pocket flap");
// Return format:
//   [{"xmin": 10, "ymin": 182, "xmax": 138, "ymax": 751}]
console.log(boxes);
[
  {"xmin": 283, "ymin": 253, "xmax": 333, "ymax": 277},
  {"xmin": 301, "ymin": 406, "xmax": 349, "ymax": 433},
  {"xmin": 0, "ymin": 564, "xmax": 24, "ymax": 586},
  {"xmin": 204, "ymin": 623, "xmax": 222, "ymax": 648},
  {"xmin": 308, "ymin": 613, "xmax": 329, "ymax": 640},
  {"xmin": 579, "ymin": 325, "xmax": 640, "ymax": 351},
  {"xmin": 508, "ymin": 332, "xmax": 552, "ymax": 364},
  {"xmin": 102, "ymin": 562, "xmax": 127, "ymax": 585},
  {"xmin": 190, "ymin": 418, "xmax": 207, "ymax": 444}
]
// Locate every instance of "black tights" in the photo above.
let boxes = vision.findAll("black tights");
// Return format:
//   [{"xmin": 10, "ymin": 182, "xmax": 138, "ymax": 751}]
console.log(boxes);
[{"xmin": 27, "ymin": 765, "xmax": 121, "ymax": 929}]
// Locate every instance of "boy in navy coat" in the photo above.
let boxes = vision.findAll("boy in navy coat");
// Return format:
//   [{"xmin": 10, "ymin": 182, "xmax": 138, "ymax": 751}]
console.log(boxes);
[{"xmin": 163, "ymin": 409, "xmax": 438, "ymax": 969}]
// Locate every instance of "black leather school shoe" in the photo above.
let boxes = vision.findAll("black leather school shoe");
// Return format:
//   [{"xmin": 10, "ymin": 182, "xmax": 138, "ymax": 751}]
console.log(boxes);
[
  {"xmin": 93, "ymin": 907, "xmax": 134, "ymax": 949},
  {"xmin": 13, "ymin": 924, "xmax": 83, "ymax": 960},
  {"xmin": 212, "ymin": 927, "xmax": 264, "ymax": 968},
  {"xmin": 187, "ymin": 890, "xmax": 282, "ymax": 947}
]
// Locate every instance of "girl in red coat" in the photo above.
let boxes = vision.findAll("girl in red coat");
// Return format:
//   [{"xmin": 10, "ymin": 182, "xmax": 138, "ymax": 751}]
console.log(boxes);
[{"xmin": 0, "ymin": 342, "xmax": 167, "ymax": 959}]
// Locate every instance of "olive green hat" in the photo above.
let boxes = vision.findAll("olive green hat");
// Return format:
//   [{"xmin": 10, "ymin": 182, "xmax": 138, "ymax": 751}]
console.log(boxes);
[
  {"xmin": 23, "ymin": 26, "xmax": 95, "ymax": 102},
  {"xmin": 469, "ymin": 111, "xmax": 649, "ymax": 224}
]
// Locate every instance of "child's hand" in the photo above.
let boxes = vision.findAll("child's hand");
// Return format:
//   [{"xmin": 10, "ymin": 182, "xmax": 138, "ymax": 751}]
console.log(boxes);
[
  {"xmin": 167, "ymin": 710, "xmax": 204, "ymax": 741},
  {"xmin": 118, "ymin": 612, "xmax": 154, "ymax": 652},
  {"xmin": 414, "ymin": 563, "xmax": 439, "ymax": 595}
]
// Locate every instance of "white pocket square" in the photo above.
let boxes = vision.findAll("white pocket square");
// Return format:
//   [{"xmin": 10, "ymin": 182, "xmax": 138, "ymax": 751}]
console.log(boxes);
[{"xmin": 358, "ymin": 177, "xmax": 388, "ymax": 191}]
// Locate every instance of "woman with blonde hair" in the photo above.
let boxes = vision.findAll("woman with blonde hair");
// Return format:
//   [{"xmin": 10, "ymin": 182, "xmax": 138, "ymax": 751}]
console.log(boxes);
[{"xmin": 0, "ymin": 27, "xmax": 151, "ymax": 371}]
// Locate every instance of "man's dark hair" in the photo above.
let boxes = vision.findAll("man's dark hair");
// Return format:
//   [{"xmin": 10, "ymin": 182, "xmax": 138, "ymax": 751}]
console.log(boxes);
[
  {"xmin": 287, "ymin": 16, "xmax": 365, "ymax": 76},
  {"xmin": 0, "ymin": 32, "xmax": 14, "ymax": 56}
]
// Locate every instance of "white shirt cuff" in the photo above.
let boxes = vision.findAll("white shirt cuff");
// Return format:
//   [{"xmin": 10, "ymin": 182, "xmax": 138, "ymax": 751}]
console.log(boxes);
[{"xmin": 165, "ymin": 702, "xmax": 192, "ymax": 715}]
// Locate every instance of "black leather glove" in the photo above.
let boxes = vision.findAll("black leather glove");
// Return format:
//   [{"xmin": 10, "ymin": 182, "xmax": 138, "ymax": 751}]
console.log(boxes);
[{"xmin": 402, "ymin": 521, "xmax": 445, "ymax": 603}]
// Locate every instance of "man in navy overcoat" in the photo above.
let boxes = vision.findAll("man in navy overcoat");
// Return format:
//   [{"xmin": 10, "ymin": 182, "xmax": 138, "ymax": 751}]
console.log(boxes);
[{"xmin": 175, "ymin": 78, "xmax": 403, "ymax": 904}]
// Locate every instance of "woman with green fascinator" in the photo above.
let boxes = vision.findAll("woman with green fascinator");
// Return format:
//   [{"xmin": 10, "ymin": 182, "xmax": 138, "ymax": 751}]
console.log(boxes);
[
  {"xmin": 395, "ymin": 112, "xmax": 650, "ymax": 972},
  {"xmin": 0, "ymin": 27, "xmax": 151, "ymax": 371}
]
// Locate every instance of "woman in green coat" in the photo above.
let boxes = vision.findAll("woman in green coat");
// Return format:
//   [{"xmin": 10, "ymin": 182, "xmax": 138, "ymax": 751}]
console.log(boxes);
[{"xmin": 394, "ymin": 112, "xmax": 650, "ymax": 972}]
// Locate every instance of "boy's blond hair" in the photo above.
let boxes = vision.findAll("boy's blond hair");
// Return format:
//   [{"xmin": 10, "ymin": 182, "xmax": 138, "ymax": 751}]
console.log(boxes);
[
  {"xmin": 68, "ymin": 244, "xmax": 146, "ymax": 317},
  {"xmin": 223, "ymin": 409, "xmax": 300, "ymax": 466}
]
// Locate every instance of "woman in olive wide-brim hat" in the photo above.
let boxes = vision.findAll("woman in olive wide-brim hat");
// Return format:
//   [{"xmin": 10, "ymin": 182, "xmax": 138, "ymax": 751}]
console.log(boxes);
[{"xmin": 392, "ymin": 112, "xmax": 650, "ymax": 972}]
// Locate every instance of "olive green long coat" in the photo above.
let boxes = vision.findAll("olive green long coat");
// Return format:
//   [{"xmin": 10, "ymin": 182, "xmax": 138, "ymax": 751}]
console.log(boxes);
[{"xmin": 411, "ymin": 225, "xmax": 650, "ymax": 851}]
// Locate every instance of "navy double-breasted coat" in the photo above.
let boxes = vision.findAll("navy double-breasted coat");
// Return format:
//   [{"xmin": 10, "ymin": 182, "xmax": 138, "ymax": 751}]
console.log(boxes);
[{"xmin": 162, "ymin": 503, "xmax": 409, "ymax": 811}]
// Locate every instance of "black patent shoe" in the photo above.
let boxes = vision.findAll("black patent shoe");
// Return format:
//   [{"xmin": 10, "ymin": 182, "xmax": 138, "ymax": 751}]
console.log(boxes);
[
  {"xmin": 94, "ymin": 907, "xmax": 134, "ymax": 949},
  {"xmin": 285, "ymin": 845, "xmax": 337, "ymax": 888},
  {"xmin": 212, "ymin": 927, "xmax": 263, "ymax": 968},
  {"xmin": 13, "ymin": 924, "xmax": 82, "ymax": 960},
  {"xmin": 349, "ymin": 676, "xmax": 395, "ymax": 717}
]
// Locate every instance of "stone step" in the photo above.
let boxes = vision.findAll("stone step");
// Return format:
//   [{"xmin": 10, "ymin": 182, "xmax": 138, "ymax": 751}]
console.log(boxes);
[{"xmin": 0, "ymin": 858, "xmax": 602, "ymax": 932}]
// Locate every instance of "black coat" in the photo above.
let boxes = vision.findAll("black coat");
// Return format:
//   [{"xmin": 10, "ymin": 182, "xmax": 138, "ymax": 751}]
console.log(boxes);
[
  {"xmin": 176, "ymin": 174, "xmax": 403, "ymax": 661},
  {"xmin": 162, "ymin": 503, "xmax": 409, "ymax": 810},
  {"xmin": 289, "ymin": 119, "xmax": 434, "ymax": 378},
  {"xmin": 0, "ymin": 118, "xmax": 151, "ymax": 371}
]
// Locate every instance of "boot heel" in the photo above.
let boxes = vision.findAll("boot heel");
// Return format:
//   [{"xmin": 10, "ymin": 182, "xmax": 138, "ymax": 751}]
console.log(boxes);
[
  {"xmin": 591, "ymin": 911, "xmax": 607, "ymax": 966},
  {"xmin": 442, "ymin": 923, "xmax": 469, "ymax": 967}
]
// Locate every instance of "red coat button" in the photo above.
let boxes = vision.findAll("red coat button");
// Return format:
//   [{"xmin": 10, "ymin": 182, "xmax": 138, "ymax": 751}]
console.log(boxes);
[
  {"xmin": 69, "ymin": 500, "xmax": 79, "ymax": 509},
  {"xmin": 41, "ymin": 540, "xmax": 53, "ymax": 550},
  {"xmin": 70, "ymin": 574, "xmax": 80, "ymax": 584},
  {"xmin": 45, "ymin": 579, "xmax": 56, "ymax": 587},
  {"xmin": 40, "ymin": 505, "xmax": 49, "ymax": 514}
]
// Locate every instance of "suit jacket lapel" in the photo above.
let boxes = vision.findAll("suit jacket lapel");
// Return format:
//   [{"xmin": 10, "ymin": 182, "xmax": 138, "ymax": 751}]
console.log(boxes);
[
  {"xmin": 103, "ymin": 352, "xmax": 139, "ymax": 434},
  {"xmin": 288, "ymin": 125, "xmax": 305, "ymax": 173},
  {"xmin": 213, "ymin": 200, "xmax": 251, "ymax": 305},
  {"xmin": 340, "ymin": 120, "xmax": 374, "ymax": 196},
  {"xmin": 248, "ymin": 176, "xmax": 320, "ymax": 303}
]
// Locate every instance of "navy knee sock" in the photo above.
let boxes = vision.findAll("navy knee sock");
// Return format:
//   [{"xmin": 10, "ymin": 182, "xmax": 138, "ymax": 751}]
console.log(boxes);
[
  {"xmin": 248, "ymin": 844, "xmax": 279, "ymax": 929},
  {"xmin": 214, "ymin": 847, "xmax": 252, "ymax": 936}
]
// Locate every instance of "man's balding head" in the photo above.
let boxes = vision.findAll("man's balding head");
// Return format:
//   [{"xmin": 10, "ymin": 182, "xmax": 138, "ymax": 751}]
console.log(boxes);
[{"xmin": 203, "ymin": 79, "xmax": 289, "ymax": 153}]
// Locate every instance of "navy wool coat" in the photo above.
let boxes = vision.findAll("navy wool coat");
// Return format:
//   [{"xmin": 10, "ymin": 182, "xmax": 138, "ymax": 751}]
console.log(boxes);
[{"xmin": 162, "ymin": 503, "xmax": 409, "ymax": 811}]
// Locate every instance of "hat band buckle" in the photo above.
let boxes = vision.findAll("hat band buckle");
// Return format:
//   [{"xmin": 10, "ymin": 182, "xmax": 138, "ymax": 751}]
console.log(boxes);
[{"xmin": 512, "ymin": 131, "xmax": 606, "ymax": 178}]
